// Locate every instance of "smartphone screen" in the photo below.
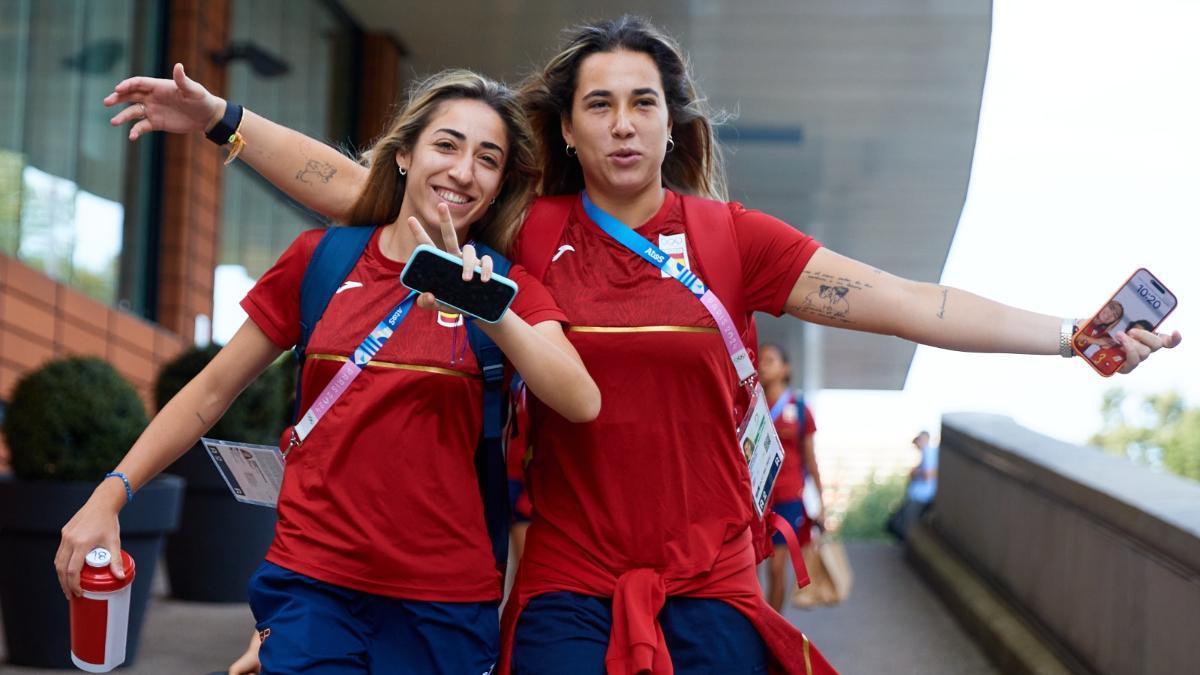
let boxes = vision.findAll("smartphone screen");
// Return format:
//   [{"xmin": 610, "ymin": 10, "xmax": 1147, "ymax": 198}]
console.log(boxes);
[
  {"xmin": 401, "ymin": 247, "xmax": 518, "ymax": 323},
  {"xmin": 1073, "ymin": 268, "xmax": 1178, "ymax": 376}
]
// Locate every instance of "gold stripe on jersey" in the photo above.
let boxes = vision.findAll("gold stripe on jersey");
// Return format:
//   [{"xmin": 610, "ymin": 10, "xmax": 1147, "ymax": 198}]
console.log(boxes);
[
  {"xmin": 568, "ymin": 325, "xmax": 717, "ymax": 334},
  {"xmin": 306, "ymin": 353, "xmax": 480, "ymax": 379}
]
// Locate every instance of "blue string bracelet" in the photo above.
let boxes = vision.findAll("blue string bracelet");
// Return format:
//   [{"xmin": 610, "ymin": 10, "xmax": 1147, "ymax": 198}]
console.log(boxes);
[{"xmin": 105, "ymin": 471, "xmax": 134, "ymax": 504}]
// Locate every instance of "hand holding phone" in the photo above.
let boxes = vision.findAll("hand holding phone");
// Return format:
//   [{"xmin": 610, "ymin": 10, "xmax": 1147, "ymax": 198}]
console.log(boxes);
[
  {"xmin": 1073, "ymin": 268, "xmax": 1179, "ymax": 376},
  {"xmin": 401, "ymin": 244, "xmax": 518, "ymax": 323}
]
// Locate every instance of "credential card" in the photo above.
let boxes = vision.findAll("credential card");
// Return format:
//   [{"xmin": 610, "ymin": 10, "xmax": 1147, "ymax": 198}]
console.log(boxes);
[
  {"xmin": 201, "ymin": 437, "xmax": 285, "ymax": 508},
  {"xmin": 737, "ymin": 384, "xmax": 785, "ymax": 516}
]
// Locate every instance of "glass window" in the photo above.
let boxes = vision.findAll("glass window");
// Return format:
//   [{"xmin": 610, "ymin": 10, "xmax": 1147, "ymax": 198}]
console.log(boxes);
[
  {"xmin": 213, "ymin": 0, "xmax": 356, "ymax": 344},
  {"xmin": 0, "ymin": 0, "xmax": 163, "ymax": 311}
]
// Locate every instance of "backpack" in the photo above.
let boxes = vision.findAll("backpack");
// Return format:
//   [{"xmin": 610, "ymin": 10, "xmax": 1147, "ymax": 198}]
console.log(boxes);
[
  {"xmin": 292, "ymin": 225, "xmax": 512, "ymax": 579},
  {"xmin": 517, "ymin": 194, "xmax": 800, "ymax": 567}
]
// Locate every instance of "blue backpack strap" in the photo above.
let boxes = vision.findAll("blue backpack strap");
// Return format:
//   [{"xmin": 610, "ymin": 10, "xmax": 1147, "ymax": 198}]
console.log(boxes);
[
  {"xmin": 292, "ymin": 225, "xmax": 377, "ymax": 422},
  {"xmin": 466, "ymin": 243, "xmax": 514, "ymax": 574}
]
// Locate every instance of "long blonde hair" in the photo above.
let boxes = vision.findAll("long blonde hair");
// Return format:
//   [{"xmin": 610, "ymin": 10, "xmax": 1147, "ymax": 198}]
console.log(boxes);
[
  {"xmin": 519, "ymin": 15, "xmax": 728, "ymax": 200},
  {"xmin": 346, "ymin": 69, "xmax": 540, "ymax": 254}
]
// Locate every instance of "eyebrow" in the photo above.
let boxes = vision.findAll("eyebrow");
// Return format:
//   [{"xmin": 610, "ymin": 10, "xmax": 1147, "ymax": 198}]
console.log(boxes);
[
  {"xmin": 434, "ymin": 128, "xmax": 505, "ymax": 155},
  {"xmin": 582, "ymin": 88, "xmax": 661, "ymax": 100}
]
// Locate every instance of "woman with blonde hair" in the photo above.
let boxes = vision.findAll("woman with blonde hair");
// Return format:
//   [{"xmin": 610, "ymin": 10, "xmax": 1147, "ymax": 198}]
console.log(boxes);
[
  {"xmin": 60, "ymin": 66, "xmax": 599, "ymax": 674},
  {"xmin": 107, "ymin": 17, "xmax": 1179, "ymax": 672}
]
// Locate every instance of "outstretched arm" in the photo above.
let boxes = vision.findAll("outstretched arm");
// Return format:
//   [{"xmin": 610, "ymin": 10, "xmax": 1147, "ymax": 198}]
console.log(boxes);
[
  {"xmin": 786, "ymin": 248, "xmax": 1181, "ymax": 373},
  {"xmin": 106, "ymin": 63, "xmax": 366, "ymax": 221},
  {"xmin": 55, "ymin": 321, "xmax": 282, "ymax": 597}
]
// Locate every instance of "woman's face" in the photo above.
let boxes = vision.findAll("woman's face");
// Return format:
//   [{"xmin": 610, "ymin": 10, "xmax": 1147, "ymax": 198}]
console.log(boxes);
[
  {"xmin": 1098, "ymin": 302, "xmax": 1121, "ymax": 325},
  {"xmin": 758, "ymin": 346, "xmax": 789, "ymax": 387},
  {"xmin": 396, "ymin": 98, "xmax": 508, "ymax": 240},
  {"xmin": 561, "ymin": 49, "xmax": 672, "ymax": 200}
]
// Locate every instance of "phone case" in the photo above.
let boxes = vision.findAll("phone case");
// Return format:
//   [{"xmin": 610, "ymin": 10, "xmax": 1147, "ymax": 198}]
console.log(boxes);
[
  {"xmin": 1072, "ymin": 268, "xmax": 1178, "ymax": 377},
  {"xmin": 400, "ymin": 244, "xmax": 519, "ymax": 323}
]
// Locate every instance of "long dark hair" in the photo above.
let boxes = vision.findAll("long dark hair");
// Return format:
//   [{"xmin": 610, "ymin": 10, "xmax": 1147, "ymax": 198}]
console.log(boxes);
[{"xmin": 519, "ymin": 15, "xmax": 728, "ymax": 199}]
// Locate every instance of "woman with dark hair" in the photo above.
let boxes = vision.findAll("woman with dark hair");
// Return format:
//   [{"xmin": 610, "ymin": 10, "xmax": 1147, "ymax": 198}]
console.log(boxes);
[
  {"xmin": 110, "ymin": 18, "xmax": 1179, "ymax": 674},
  {"xmin": 69, "ymin": 66, "xmax": 600, "ymax": 674},
  {"xmin": 756, "ymin": 343, "xmax": 822, "ymax": 612}
]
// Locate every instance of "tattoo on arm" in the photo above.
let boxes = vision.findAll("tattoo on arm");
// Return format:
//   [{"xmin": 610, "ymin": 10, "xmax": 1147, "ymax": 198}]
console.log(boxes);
[
  {"xmin": 788, "ymin": 271, "xmax": 874, "ymax": 324},
  {"xmin": 937, "ymin": 288, "xmax": 948, "ymax": 320},
  {"xmin": 195, "ymin": 411, "xmax": 209, "ymax": 427},
  {"xmin": 295, "ymin": 159, "xmax": 337, "ymax": 185}
]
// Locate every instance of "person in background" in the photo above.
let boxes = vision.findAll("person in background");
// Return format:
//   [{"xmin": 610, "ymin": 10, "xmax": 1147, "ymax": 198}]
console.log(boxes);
[
  {"xmin": 887, "ymin": 430, "xmax": 938, "ymax": 541},
  {"xmin": 757, "ymin": 343, "xmax": 823, "ymax": 612},
  {"xmin": 907, "ymin": 430, "xmax": 938, "ymax": 508}
]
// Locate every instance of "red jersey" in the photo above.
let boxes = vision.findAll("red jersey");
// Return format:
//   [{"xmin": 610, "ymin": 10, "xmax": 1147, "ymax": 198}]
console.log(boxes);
[
  {"xmin": 500, "ymin": 191, "xmax": 833, "ymax": 675},
  {"xmin": 770, "ymin": 393, "xmax": 817, "ymax": 504},
  {"xmin": 1090, "ymin": 344, "xmax": 1126, "ymax": 370},
  {"xmin": 241, "ymin": 227, "xmax": 564, "ymax": 602}
]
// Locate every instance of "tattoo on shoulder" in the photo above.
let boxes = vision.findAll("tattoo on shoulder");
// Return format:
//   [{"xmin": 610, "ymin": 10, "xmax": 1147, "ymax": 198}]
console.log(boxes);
[
  {"xmin": 296, "ymin": 159, "xmax": 337, "ymax": 184},
  {"xmin": 937, "ymin": 288, "xmax": 948, "ymax": 319}
]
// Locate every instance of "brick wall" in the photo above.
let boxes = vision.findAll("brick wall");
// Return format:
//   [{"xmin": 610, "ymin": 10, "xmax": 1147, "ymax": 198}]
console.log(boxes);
[
  {"xmin": 157, "ymin": 0, "xmax": 230, "ymax": 341},
  {"xmin": 0, "ymin": 256, "xmax": 187, "ymax": 471},
  {"xmin": 0, "ymin": 0, "xmax": 231, "ymax": 473}
]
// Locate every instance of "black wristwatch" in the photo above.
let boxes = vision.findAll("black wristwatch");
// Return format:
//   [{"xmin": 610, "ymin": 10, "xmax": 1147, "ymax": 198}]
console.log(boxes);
[{"xmin": 205, "ymin": 102, "xmax": 244, "ymax": 146}]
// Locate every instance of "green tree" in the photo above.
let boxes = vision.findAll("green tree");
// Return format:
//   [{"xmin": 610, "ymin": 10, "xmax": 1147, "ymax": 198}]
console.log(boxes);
[{"xmin": 1091, "ymin": 388, "xmax": 1200, "ymax": 481}]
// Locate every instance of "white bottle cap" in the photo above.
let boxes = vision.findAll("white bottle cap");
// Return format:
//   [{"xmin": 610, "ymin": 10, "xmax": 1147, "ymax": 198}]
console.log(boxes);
[{"xmin": 85, "ymin": 548, "xmax": 112, "ymax": 568}]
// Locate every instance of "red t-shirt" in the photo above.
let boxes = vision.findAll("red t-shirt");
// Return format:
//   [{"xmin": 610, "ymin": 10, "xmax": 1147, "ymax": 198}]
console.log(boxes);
[
  {"xmin": 241, "ymin": 227, "xmax": 564, "ymax": 602},
  {"xmin": 770, "ymin": 393, "xmax": 817, "ymax": 504},
  {"xmin": 513, "ymin": 190, "xmax": 821, "ymax": 580},
  {"xmin": 1090, "ymin": 344, "xmax": 1126, "ymax": 370}
]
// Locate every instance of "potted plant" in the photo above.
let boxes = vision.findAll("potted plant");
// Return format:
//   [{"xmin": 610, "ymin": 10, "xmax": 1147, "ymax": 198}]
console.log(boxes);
[
  {"xmin": 155, "ymin": 346, "xmax": 288, "ymax": 602},
  {"xmin": 0, "ymin": 356, "xmax": 183, "ymax": 668}
]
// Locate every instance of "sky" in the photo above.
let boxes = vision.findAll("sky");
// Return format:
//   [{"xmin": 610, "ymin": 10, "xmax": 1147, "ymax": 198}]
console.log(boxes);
[{"xmin": 814, "ymin": 0, "xmax": 1199, "ymax": 462}]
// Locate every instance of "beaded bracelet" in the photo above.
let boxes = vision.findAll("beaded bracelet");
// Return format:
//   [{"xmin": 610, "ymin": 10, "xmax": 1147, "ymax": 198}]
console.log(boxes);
[{"xmin": 104, "ymin": 471, "xmax": 134, "ymax": 504}]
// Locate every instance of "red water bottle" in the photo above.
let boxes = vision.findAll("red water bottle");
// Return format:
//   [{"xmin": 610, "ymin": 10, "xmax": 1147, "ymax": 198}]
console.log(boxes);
[{"xmin": 70, "ymin": 547, "xmax": 136, "ymax": 672}]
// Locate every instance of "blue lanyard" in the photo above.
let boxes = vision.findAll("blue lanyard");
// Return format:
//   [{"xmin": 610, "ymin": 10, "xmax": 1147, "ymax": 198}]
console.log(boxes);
[
  {"xmin": 351, "ymin": 291, "xmax": 418, "ymax": 366},
  {"xmin": 292, "ymin": 290, "xmax": 418, "ymax": 447},
  {"xmin": 769, "ymin": 390, "xmax": 793, "ymax": 422},
  {"xmin": 581, "ymin": 191, "xmax": 708, "ymax": 298},
  {"xmin": 580, "ymin": 191, "xmax": 758, "ymax": 383}
]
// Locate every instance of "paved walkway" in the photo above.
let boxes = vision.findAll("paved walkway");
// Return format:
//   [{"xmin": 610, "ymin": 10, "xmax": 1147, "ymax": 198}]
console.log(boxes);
[
  {"xmin": 1, "ymin": 542, "xmax": 995, "ymax": 673},
  {"xmin": 787, "ymin": 541, "xmax": 997, "ymax": 675}
]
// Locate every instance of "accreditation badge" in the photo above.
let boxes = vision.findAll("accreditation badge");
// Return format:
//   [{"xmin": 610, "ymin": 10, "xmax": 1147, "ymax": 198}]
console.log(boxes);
[
  {"xmin": 201, "ymin": 437, "xmax": 285, "ymax": 508},
  {"xmin": 658, "ymin": 233, "xmax": 689, "ymax": 278},
  {"xmin": 737, "ymin": 383, "xmax": 786, "ymax": 516}
]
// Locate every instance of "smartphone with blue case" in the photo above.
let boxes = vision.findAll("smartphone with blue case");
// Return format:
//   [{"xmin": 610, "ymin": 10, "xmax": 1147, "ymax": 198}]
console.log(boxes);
[{"xmin": 400, "ymin": 244, "xmax": 518, "ymax": 323}]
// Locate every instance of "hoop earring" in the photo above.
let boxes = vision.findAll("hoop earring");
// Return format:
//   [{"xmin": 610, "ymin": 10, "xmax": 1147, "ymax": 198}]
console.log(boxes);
[
  {"xmin": 564, "ymin": 144, "xmax": 576, "ymax": 157},
  {"xmin": 398, "ymin": 166, "xmax": 407, "ymax": 176},
  {"xmin": 665, "ymin": 135, "xmax": 675, "ymax": 153}
]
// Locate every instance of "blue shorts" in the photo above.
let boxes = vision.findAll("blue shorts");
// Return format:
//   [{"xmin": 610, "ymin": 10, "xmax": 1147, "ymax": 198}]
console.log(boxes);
[
  {"xmin": 513, "ymin": 592, "xmax": 767, "ymax": 675},
  {"xmin": 247, "ymin": 561, "xmax": 498, "ymax": 674},
  {"xmin": 771, "ymin": 499, "xmax": 807, "ymax": 547}
]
